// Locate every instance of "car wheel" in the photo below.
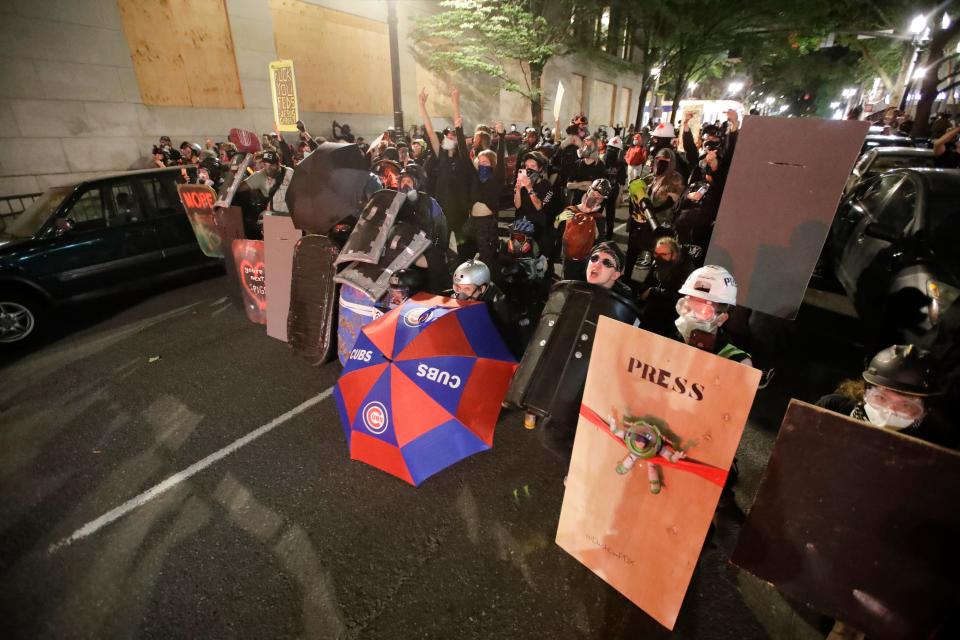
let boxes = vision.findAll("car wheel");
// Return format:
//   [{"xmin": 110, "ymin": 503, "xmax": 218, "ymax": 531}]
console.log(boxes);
[{"xmin": 0, "ymin": 294, "xmax": 42, "ymax": 345}]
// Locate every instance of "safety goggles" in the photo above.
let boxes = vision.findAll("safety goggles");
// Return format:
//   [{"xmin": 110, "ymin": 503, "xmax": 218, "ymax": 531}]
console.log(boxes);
[
  {"xmin": 589, "ymin": 254, "xmax": 617, "ymax": 269},
  {"xmin": 676, "ymin": 297, "xmax": 719, "ymax": 322},
  {"xmin": 864, "ymin": 386, "xmax": 925, "ymax": 420}
]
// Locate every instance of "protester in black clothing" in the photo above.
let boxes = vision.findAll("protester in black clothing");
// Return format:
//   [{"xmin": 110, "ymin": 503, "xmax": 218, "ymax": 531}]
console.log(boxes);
[
  {"xmin": 516, "ymin": 127, "xmax": 540, "ymax": 163},
  {"xmin": 418, "ymin": 87, "xmax": 471, "ymax": 242},
  {"xmin": 179, "ymin": 141, "xmax": 222, "ymax": 187},
  {"xmin": 565, "ymin": 136, "xmax": 606, "ymax": 229},
  {"xmin": 638, "ymin": 237, "xmax": 695, "ymax": 336},
  {"xmin": 601, "ymin": 136, "xmax": 627, "ymax": 240},
  {"xmin": 457, "ymin": 105, "xmax": 506, "ymax": 272},
  {"xmin": 514, "ymin": 151, "xmax": 554, "ymax": 263}
]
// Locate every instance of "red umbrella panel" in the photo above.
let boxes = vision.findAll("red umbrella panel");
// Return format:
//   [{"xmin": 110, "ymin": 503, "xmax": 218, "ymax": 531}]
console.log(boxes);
[{"xmin": 334, "ymin": 294, "xmax": 518, "ymax": 486}]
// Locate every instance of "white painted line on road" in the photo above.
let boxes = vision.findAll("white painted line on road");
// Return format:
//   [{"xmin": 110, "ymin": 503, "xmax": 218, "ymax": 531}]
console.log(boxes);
[
  {"xmin": 209, "ymin": 296, "xmax": 228, "ymax": 306},
  {"xmin": 48, "ymin": 385, "xmax": 335, "ymax": 555}
]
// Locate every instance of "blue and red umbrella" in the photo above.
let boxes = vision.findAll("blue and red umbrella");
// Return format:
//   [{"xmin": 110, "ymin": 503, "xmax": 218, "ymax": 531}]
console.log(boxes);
[{"xmin": 334, "ymin": 294, "xmax": 518, "ymax": 486}]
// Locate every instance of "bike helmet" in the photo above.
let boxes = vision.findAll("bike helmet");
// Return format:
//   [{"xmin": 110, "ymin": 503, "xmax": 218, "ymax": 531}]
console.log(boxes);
[
  {"xmin": 453, "ymin": 259, "xmax": 491, "ymax": 287},
  {"xmin": 511, "ymin": 218, "xmax": 535, "ymax": 235}
]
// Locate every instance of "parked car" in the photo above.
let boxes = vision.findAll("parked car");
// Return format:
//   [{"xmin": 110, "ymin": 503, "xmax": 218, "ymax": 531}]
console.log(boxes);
[
  {"xmin": 843, "ymin": 147, "xmax": 936, "ymax": 197},
  {"xmin": 0, "ymin": 167, "xmax": 217, "ymax": 345},
  {"xmin": 828, "ymin": 167, "xmax": 959, "ymax": 342},
  {"xmin": 860, "ymin": 134, "xmax": 929, "ymax": 154}
]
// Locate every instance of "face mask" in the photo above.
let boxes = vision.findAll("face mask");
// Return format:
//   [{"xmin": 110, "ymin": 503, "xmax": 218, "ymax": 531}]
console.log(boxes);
[
  {"xmin": 578, "ymin": 147, "xmax": 596, "ymax": 159},
  {"xmin": 863, "ymin": 401, "xmax": 917, "ymax": 430},
  {"xmin": 442, "ymin": 137, "xmax": 457, "ymax": 151},
  {"xmin": 674, "ymin": 314, "xmax": 719, "ymax": 341},
  {"xmin": 478, "ymin": 165, "xmax": 494, "ymax": 182},
  {"xmin": 525, "ymin": 168, "xmax": 541, "ymax": 182},
  {"xmin": 405, "ymin": 189, "xmax": 419, "ymax": 204}
]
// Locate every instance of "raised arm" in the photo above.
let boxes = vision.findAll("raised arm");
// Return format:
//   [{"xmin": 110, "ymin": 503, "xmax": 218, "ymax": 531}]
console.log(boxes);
[
  {"xmin": 934, "ymin": 125, "xmax": 960, "ymax": 156},
  {"xmin": 418, "ymin": 88, "xmax": 440, "ymax": 158}
]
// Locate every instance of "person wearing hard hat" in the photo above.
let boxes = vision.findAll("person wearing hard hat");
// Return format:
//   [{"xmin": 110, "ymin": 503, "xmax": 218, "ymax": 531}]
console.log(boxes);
[{"xmin": 673, "ymin": 265, "xmax": 752, "ymax": 367}]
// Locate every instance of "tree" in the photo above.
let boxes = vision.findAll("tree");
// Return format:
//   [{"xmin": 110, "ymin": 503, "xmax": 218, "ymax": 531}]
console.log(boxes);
[{"xmin": 412, "ymin": 0, "xmax": 577, "ymax": 128}]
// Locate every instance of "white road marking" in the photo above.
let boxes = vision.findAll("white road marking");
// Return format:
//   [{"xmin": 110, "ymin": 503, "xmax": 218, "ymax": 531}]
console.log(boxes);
[
  {"xmin": 48, "ymin": 385, "xmax": 335, "ymax": 554},
  {"xmin": 209, "ymin": 296, "xmax": 229, "ymax": 307}
]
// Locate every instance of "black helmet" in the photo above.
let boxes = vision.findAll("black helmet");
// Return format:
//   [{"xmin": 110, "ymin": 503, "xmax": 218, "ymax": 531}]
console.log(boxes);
[
  {"xmin": 588, "ymin": 178, "xmax": 612, "ymax": 198},
  {"xmin": 388, "ymin": 268, "xmax": 423, "ymax": 290},
  {"xmin": 862, "ymin": 344, "xmax": 941, "ymax": 396},
  {"xmin": 399, "ymin": 163, "xmax": 426, "ymax": 189},
  {"xmin": 180, "ymin": 141, "xmax": 201, "ymax": 155}
]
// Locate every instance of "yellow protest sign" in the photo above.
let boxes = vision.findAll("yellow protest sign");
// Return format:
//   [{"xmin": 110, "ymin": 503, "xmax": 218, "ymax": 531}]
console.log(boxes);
[{"xmin": 269, "ymin": 60, "xmax": 300, "ymax": 132}]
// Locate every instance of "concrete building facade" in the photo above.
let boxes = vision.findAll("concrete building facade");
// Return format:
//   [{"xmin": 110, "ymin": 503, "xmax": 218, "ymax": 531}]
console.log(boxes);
[{"xmin": 0, "ymin": 0, "xmax": 643, "ymax": 197}]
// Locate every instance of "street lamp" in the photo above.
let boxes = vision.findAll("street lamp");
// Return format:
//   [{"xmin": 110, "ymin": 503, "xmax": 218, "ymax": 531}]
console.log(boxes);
[
  {"xmin": 728, "ymin": 81, "xmax": 744, "ymax": 94},
  {"xmin": 764, "ymin": 96, "xmax": 774, "ymax": 105},
  {"xmin": 650, "ymin": 66, "xmax": 662, "ymax": 77},
  {"xmin": 942, "ymin": 13, "xmax": 951, "ymax": 30},
  {"xmin": 830, "ymin": 101, "xmax": 841, "ymax": 108},
  {"xmin": 910, "ymin": 14, "xmax": 927, "ymax": 34}
]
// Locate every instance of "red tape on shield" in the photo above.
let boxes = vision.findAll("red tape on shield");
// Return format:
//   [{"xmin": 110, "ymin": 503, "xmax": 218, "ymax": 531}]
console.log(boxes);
[{"xmin": 579, "ymin": 404, "xmax": 728, "ymax": 487}]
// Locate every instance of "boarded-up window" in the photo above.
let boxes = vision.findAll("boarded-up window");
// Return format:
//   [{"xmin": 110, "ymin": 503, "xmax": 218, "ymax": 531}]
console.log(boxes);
[
  {"xmin": 590, "ymin": 79, "xmax": 615, "ymax": 125},
  {"xmin": 571, "ymin": 73, "xmax": 586, "ymax": 116},
  {"xmin": 117, "ymin": 0, "xmax": 244, "ymax": 108},
  {"xmin": 617, "ymin": 87, "xmax": 633, "ymax": 124},
  {"xmin": 269, "ymin": 0, "xmax": 391, "ymax": 115}
]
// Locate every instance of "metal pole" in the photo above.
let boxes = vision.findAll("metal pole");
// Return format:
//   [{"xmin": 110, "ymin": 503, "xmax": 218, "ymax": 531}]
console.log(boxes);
[{"xmin": 386, "ymin": 0, "xmax": 404, "ymax": 131}]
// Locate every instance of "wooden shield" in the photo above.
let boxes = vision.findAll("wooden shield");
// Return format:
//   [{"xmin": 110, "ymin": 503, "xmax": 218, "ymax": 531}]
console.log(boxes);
[
  {"xmin": 556, "ymin": 316, "xmax": 761, "ymax": 629},
  {"xmin": 705, "ymin": 116, "xmax": 869, "ymax": 318},
  {"xmin": 732, "ymin": 400, "xmax": 960, "ymax": 639},
  {"xmin": 263, "ymin": 215, "xmax": 302, "ymax": 342}
]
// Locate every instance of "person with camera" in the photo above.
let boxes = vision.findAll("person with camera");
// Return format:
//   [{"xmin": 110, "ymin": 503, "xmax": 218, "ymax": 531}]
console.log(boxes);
[
  {"xmin": 179, "ymin": 141, "xmax": 222, "ymax": 187},
  {"xmin": 514, "ymin": 150, "xmax": 555, "ymax": 268}
]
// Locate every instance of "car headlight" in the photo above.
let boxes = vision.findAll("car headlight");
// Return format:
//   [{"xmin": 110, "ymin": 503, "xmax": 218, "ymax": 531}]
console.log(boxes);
[{"xmin": 927, "ymin": 279, "xmax": 959, "ymax": 325}]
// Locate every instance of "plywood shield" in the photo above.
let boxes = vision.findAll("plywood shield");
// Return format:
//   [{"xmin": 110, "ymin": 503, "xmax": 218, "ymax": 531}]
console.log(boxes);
[
  {"xmin": 231, "ymin": 240, "xmax": 267, "ymax": 325},
  {"xmin": 263, "ymin": 215, "xmax": 302, "ymax": 342},
  {"xmin": 177, "ymin": 184, "xmax": 222, "ymax": 258},
  {"xmin": 732, "ymin": 400, "xmax": 960, "ymax": 639},
  {"xmin": 287, "ymin": 234, "xmax": 339, "ymax": 365},
  {"xmin": 556, "ymin": 316, "xmax": 761, "ymax": 630},
  {"xmin": 216, "ymin": 206, "xmax": 246, "ymax": 309},
  {"xmin": 705, "ymin": 116, "xmax": 868, "ymax": 318}
]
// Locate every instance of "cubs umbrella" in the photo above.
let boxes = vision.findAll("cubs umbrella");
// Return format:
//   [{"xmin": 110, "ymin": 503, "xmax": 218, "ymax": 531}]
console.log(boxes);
[{"xmin": 334, "ymin": 294, "xmax": 518, "ymax": 486}]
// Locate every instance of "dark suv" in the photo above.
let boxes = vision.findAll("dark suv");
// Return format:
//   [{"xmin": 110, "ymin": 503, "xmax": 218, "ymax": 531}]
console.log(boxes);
[
  {"xmin": 0, "ymin": 167, "xmax": 217, "ymax": 345},
  {"xmin": 828, "ymin": 167, "xmax": 959, "ymax": 343}
]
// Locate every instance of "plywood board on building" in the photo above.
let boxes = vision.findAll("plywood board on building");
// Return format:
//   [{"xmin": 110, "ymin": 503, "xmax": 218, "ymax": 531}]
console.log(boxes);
[
  {"xmin": 571, "ymin": 73, "xmax": 585, "ymax": 119},
  {"xmin": 269, "ymin": 0, "xmax": 391, "ymax": 115},
  {"xmin": 617, "ymin": 87, "xmax": 633, "ymax": 126},
  {"xmin": 117, "ymin": 0, "xmax": 243, "ymax": 109},
  {"xmin": 589, "ymin": 79, "xmax": 615, "ymax": 125}
]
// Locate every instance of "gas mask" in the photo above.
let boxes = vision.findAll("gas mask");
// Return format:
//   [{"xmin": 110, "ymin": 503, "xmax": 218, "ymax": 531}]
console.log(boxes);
[
  {"xmin": 674, "ymin": 297, "xmax": 722, "ymax": 341},
  {"xmin": 441, "ymin": 137, "xmax": 457, "ymax": 151},
  {"xmin": 862, "ymin": 387, "xmax": 924, "ymax": 431},
  {"xmin": 863, "ymin": 402, "xmax": 917, "ymax": 430},
  {"xmin": 579, "ymin": 191, "xmax": 604, "ymax": 212},
  {"xmin": 404, "ymin": 188, "xmax": 419, "ymax": 204}
]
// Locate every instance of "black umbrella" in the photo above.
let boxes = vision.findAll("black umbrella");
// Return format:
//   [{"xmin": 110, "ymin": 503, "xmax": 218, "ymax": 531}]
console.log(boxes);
[{"xmin": 286, "ymin": 142, "xmax": 371, "ymax": 234}]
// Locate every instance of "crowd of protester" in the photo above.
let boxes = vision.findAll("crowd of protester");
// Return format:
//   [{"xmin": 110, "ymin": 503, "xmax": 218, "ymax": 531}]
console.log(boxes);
[{"xmin": 146, "ymin": 88, "xmax": 957, "ymax": 457}]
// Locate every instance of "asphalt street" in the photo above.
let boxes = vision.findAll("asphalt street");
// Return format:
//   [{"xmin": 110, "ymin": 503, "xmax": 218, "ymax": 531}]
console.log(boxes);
[{"xmin": 0, "ymin": 241, "xmax": 867, "ymax": 639}]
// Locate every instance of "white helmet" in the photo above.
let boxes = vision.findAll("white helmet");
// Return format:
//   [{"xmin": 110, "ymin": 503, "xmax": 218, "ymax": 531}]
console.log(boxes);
[
  {"xmin": 453, "ymin": 259, "xmax": 491, "ymax": 287},
  {"xmin": 607, "ymin": 136, "xmax": 623, "ymax": 150},
  {"xmin": 678, "ymin": 265, "xmax": 737, "ymax": 305},
  {"xmin": 652, "ymin": 122, "xmax": 676, "ymax": 138}
]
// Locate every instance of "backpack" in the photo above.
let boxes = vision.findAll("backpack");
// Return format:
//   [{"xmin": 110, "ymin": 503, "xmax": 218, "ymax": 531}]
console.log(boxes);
[{"xmin": 562, "ymin": 208, "xmax": 597, "ymax": 260}]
